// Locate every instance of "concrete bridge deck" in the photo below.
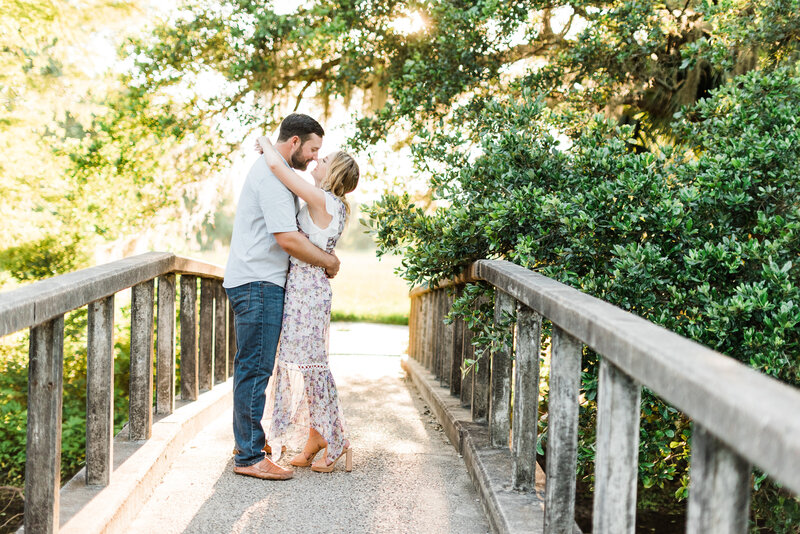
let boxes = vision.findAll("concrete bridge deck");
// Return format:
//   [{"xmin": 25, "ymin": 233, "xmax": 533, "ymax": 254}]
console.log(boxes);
[{"xmin": 128, "ymin": 323, "xmax": 489, "ymax": 534}]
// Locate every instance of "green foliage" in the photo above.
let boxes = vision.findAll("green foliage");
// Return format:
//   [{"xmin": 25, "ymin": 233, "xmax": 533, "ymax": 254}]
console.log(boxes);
[
  {"xmin": 369, "ymin": 67, "xmax": 800, "ymax": 530},
  {"xmin": 0, "ymin": 234, "xmax": 86, "ymax": 282},
  {"xmin": 0, "ymin": 307, "xmax": 132, "ymax": 489},
  {"xmin": 0, "ymin": 0, "xmax": 147, "ymax": 261},
  {"xmin": 105, "ymin": 0, "xmax": 800, "ymax": 165},
  {"xmin": 3, "ymin": 0, "xmax": 799, "ymax": 529},
  {"xmin": 330, "ymin": 311, "xmax": 408, "ymax": 326},
  {"xmin": 0, "ymin": 0, "xmax": 224, "ymax": 289}
]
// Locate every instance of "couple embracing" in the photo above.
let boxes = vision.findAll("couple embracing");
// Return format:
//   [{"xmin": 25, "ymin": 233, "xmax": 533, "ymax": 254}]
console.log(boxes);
[{"xmin": 222, "ymin": 113, "xmax": 358, "ymax": 480}]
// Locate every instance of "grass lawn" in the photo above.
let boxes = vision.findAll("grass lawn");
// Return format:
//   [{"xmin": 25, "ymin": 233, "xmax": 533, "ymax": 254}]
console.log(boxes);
[
  {"xmin": 175, "ymin": 244, "xmax": 411, "ymax": 325},
  {"xmin": 330, "ymin": 250, "xmax": 410, "ymax": 324}
]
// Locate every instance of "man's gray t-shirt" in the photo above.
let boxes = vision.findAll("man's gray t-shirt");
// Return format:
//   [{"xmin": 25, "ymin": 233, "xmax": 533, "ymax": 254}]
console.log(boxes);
[{"xmin": 223, "ymin": 157, "xmax": 299, "ymax": 289}]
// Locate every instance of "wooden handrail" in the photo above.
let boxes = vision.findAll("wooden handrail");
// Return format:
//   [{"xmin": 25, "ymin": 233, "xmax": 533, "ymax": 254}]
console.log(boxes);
[
  {"xmin": 0, "ymin": 252, "xmax": 225, "ymax": 337},
  {"xmin": 410, "ymin": 259, "xmax": 800, "ymax": 534},
  {"xmin": 0, "ymin": 253, "xmax": 231, "ymax": 534}
]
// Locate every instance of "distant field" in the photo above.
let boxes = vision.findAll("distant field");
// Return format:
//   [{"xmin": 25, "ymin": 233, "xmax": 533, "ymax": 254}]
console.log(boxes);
[
  {"xmin": 330, "ymin": 250, "xmax": 410, "ymax": 324},
  {"xmin": 189, "ymin": 247, "xmax": 412, "ymax": 324}
]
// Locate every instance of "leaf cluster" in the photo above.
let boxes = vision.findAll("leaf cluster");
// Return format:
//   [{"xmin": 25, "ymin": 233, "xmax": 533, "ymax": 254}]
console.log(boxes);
[{"xmin": 371, "ymin": 67, "xmax": 800, "ymax": 529}]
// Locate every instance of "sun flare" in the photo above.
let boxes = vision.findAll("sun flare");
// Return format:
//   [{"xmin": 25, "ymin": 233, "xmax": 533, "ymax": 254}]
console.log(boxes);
[{"xmin": 390, "ymin": 12, "xmax": 426, "ymax": 35}]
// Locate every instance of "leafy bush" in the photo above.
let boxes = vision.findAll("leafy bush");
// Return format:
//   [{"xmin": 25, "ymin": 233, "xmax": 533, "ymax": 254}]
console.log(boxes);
[
  {"xmin": 0, "ymin": 308, "xmax": 132, "ymax": 489},
  {"xmin": 367, "ymin": 67, "xmax": 800, "ymax": 531},
  {"xmin": 0, "ymin": 234, "xmax": 87, "ymax": 283}
]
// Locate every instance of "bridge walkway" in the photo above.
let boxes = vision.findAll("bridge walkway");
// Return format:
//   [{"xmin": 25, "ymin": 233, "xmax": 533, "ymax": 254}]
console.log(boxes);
[{"xmin": 128, "ymin": 322, "xmax": 489, "ymax": 534}]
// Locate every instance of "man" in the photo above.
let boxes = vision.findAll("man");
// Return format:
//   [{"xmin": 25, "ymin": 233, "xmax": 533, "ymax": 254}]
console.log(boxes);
[{"xmin": 223, "ymin": 113, "xmax": 339, "ymax": 480}]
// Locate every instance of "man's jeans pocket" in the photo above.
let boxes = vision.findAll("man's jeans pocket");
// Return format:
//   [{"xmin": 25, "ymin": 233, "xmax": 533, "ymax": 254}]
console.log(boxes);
[{"xmin": 225, "ymin": 284, "xmax": 250, "ymax": 315}]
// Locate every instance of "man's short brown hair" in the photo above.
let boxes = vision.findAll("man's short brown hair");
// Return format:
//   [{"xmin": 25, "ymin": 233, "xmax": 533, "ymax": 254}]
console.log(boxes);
[{"xmin": 277, "ymin": 113, "xmax": 325, "ymax": 143}]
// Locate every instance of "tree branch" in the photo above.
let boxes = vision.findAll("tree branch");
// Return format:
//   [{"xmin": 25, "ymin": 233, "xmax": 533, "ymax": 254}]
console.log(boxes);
[{"xmin": 293, "ymin": 79, "xmax": 314, "ymax": 111}]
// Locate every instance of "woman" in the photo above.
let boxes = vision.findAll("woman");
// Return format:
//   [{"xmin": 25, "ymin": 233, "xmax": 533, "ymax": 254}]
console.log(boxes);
[{"xmin": 257, "ymin": 135, "xmax": 359, "ymax": 473}]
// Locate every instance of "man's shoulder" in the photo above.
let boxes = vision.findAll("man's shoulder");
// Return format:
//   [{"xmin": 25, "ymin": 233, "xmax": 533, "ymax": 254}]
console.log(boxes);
[
  {"xmin": 246, "ymin": 158, "xmax": 292, "ymax": 194},
  {"xmin": 245, "ymin": 157, "xmax": 270, "ymax": 181}
]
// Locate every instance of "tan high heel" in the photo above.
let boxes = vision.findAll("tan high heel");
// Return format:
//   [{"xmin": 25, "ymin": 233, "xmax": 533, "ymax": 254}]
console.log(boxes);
[
  {"xmin": 311, "ymin": 447, "xmax": 353, "ymax": 473},
  {"xmin": 290, "ymin": 441, "xmax": 325, "ymax": 467}
]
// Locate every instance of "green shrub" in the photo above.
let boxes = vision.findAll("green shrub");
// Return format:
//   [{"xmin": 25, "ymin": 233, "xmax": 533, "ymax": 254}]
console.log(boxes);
[
  {"xmin": 0, "ymin": 234, "xmax": 87, "ymax": 284},
  {"xmin": 0, "ymin": 307, "xmax": 132, "ymax": 489},
  {"xmin": 368, "ymin": 67, "xmax": 800, "ymax": 531}
]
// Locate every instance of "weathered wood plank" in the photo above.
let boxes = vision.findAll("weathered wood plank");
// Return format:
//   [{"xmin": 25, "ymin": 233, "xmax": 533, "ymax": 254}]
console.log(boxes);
[
  {"xmin": 472, "ymin": 339, "xmax": 490, "ymax": 423},
  {"xmin": 156, "ymin": 274, "xmax": 176, "ymax": 415},
  {"xmin": 25, "ymin": 315, "xmax": 64, "ymax": 534},
  {"xmin": 428, "ymin": 292, "xmax": 436, "ymax": 372},
  {"xmin": 471, "ymin": 259, "xmax": 800, "ymax": 494},
  {"xmin": 424, "ymin": 293, "xmax": 434, "ymax": 370},
  {"xmin": 171, "ymin": 256, "xmax": 225, "ymax": 278},
  {"xmin": 544, "ymin": 325, "xmax": 582, "ymax": 533},
  {"xmin": 214, "ymin": 281, "xmax": 227, "ymax": 383},
  {"xmin": 592, "ymin": 360, "xmax": 641, "ymax": 534},
  {"xmin": 449, "ymin": 288, "xmax": 464, "ymax": 396},
  {"xmin": 0, "ymin": 253, "xmax": 227, "ymax": 339},
  {"xmin": 129, "ymin": 280, "xmax": 155, "ymax": 440},
  {"xmin": 442, "ymin": 291, "xmax": 455, "ymax": 389},
  {"xmin": 86, "ymin": 296, "xmax": 114, "ymax": 486},
  {"xmin": 414, "ymin": 295, "xmax": 425, "ymax": 366},
  {"xmin": 416, "ymin": 294, "xmax": 424, "ymax": 365},
  {"xmin": 198, "ymin": 278, "xmax": 214, "ymax": 390},
  {"xmin": 0, "ymin": 252, "xmax": 174, "ymax": 337},
  {"xmin": 408, "ymin": 295, "xmax": 416, "ymax": 360},
  {"xmin": 460, "ymin": 324, "xmax": 474, "ymax": 408},
  {"xmin": 489, "ymin": 290, "xmax": 514, "ymax": 448},
  {"xmin": 512, "ymin": 303, "xmax": 541, "ymax": 491},
  {"xmin": 686, "ymin": 425, "xmax": 751, "ymax": 534},
  {"xmin": 432, "ymin": 292, "xmax": 441, "ymax": 379},
  {"xmin": 180, "ymin": 275, "xmax": 199, "ymax": 401},
  {"xmin": 436, "ymin": 290, "xmax": 448, "ymax": 385}
]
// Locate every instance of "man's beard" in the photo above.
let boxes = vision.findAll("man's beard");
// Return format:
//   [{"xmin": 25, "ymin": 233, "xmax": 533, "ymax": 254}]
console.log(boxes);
[{"xmin": 290, "ymin": 147, "xmax": 310, "ymax": 170}]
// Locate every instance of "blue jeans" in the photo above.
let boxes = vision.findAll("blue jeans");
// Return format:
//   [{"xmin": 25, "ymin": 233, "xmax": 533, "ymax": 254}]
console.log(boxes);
[{"xmin": 225, "ymin": 281, "xmax": 284, "ymax": 467}]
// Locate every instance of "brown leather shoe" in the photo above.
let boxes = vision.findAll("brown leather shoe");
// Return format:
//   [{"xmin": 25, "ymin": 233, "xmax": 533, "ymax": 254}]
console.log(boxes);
[{"xmin": 233, "ymin": 457, "xmax": 294, "ymax": 480}]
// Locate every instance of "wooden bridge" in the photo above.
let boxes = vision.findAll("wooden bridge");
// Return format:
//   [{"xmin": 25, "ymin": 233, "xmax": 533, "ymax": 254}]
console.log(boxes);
[{"xmin": 1, "ymin": 253, "xmax": 799, "ymax": 533}]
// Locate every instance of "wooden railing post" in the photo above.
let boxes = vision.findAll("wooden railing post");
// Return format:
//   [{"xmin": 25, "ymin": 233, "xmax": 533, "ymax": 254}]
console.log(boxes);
[
  {"xmin": 213, "ymin": 281, "xmax": 227, "ymax": 383},
  {"xmin": 592, "ymin": 359, "xmax": 641, "ymax": 534},
  {"xmin": 86, "ymin": 296, "xmax": 114, "ymax": 485},
  {"xmin": 408, "ymin": 295, "xmax": 417, "ymax": 360},
  {"xmin": 25, "ymin": 315, "xmax": 64, "ymax": 534},
  {"xmin": 437, "ymin": 290, "xmax": 449, "ymax": 386},
  {"xmin": 433, "ymin": 291, "xmax": 442, "ymax": 380},
  {"xmin": 425, "ymin": 293, "xmax": 434, "ymax": 370},
  {"xmin": 130, "ymin": 280, "xmax": 155, "ymax": 440},
  {"xmin": 472, "ymin": 309, "xmax": 490, "ymax": 423},
  {"xmin": 449, "ymin": 288, "xmax": 464, "ymax": 396},
  {"xmin": 430, "ymin": 292, "xmax": 439, "ymax": 373},
  {"xmin": 544, "ymin": 325, "xmax": 582, "ymax": 533},
  {"xmin": 460, "ymin": 324, "xmax": 474, "ymax": 408},
  {"xmin": 489, "ymin": 290, "xmax": 514, "ymax": 447},
  {"xmin": 156, "ymin": 274, "xmax": 176, "ymax": 415},
  {"xmin": 198, "ymin": 278, "xmax": 214, "ymax": 390},
  {"xmin": 512, "ymin": 303, "xmax": 541, "ymax": 491},
  {"xmin": 686, "ymin": 425, "xmax": 751, "ymax": 534},
  {"xmin": 419, "ymin": 293, "xmax": 427, "ymax": 366},
  {"xmin": 180, "ymin": 275, "xmax": 199, "ymax": 401},
  {"xmin": 416, "ymin": 295, "xmax": 424, "ymax": 363}
]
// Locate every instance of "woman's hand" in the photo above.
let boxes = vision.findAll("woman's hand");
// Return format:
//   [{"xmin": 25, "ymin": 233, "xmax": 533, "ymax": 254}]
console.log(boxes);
[
  {"xmin": 257, "ymin": 136, "xmax": 281, "ymax": 168},
  {"xmin": 257, "ymin": 135, "xmax": 274, "ymax": 152}
]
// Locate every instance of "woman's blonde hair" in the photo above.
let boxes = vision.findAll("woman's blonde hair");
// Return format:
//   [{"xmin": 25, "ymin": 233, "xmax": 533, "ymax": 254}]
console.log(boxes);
[{"xmin": 321, "ymin": 151, "xmax": 359, "ymax": 215}]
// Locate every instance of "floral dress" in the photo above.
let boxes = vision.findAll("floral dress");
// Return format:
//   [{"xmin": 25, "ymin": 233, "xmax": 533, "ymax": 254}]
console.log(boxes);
[{"xmin": 263, "ymin": 191, "xmax": 348, "ymax": 462}]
